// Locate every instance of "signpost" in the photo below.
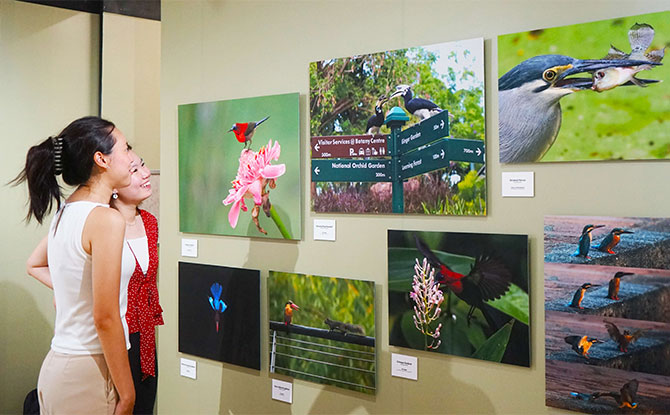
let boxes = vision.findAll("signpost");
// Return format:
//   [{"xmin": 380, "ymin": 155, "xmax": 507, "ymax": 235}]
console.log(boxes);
[
  {"xmin": 311, "ymin": 135, "xmax": 387, "ymax": 159},
  {"xmin": 311, "ymin": 159, "xmax": 392, "ymax": 182},
  {"xmin": 311, "ymin": 107, "xmax": 485, "ymax": 213}
]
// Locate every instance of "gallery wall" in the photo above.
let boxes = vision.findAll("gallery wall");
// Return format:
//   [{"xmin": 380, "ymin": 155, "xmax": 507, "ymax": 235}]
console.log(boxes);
[
  {"xmin": 158, "ymin": 0, "xmax": 670, "ymax": 414},
  {"xmin": 0, "ymin": 2, "xmax": 100, "ymax": 413},
  {"xmin": 159, "ymin": 0, "xmax": 670, "ymax": 413}
]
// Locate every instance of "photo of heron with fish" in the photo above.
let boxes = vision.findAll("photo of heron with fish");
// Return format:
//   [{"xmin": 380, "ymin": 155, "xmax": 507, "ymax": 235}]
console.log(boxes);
[
  {"xmin": 310, "ymin": 38, "xmax": 486, "ymax": 215},
  {"xmin": 498, "ymin": 11, "xmax": 669, "ymax": 163}
]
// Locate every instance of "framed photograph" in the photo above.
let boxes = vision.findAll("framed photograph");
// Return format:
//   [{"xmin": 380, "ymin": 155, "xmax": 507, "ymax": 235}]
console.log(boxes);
[
  {"xmin": 179, "ymin": 262, "xmax": 261, "ymax": 370},
  {"xmin": 388, "ymin": 230, "xmax": 530, "ymax": 367},
  {"xmin": 310, "ymin": 38, "xmax": 486, "ymax": 215},
  {"xmin": 498, "ymin": 11, "xmax": 670, "ymax": 163},
  {"xmin": 545, "ymin": 215, "xmax": 670, "ymax": 413},
  {"xmin": 178, "ymin": 92, "xmax": 301, "ymax": 239},
  {"xmin": 268, "ymin": 271, "xmax": 376, "ymax": 394}
]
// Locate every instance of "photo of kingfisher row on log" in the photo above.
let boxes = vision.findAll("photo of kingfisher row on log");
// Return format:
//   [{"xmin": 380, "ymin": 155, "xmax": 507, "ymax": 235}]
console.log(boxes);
[
  {"xmin": 310, "ymin": 38, "xmax": 486, "ymax": 216},
  {"xmin": 544, "ymin": 215, "xmax": 670, "ymax": 414}
]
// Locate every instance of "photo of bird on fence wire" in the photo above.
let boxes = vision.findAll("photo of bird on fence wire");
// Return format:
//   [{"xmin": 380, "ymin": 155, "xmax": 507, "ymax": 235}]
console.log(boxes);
[
  {"xmin": 268, "ymin": 271, "xmax": 376, "ymax": 395},
  {"xmin": 178, "ymin": 92, "xmax": 301, "ymax": 239},
  {"xmin": 498, "ymin": 10, "xmax": 670, "ymax": 163},
  {"xmin": 544, "ymin": 215, "xmax": 670, "ymax": 414},
  {"xmin": 310, "ymin": 38, "xmax": 486, "ymax": 215},
  {"xmin": 387, "ymin": 230, "xmax": 530, "ymax": 367}
]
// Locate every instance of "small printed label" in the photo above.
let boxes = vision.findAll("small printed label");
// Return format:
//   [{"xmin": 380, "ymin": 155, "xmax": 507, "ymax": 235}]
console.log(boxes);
[
  {"xmin": 502, "ymin": 171, "xmax": 534, "ymax": 197},
  {"xmin": 181, "ymin": 238, "xmax": 198, "ymax": 257},
  {"xmin": 391, "ymin": 353, "xmax": 418, "ymax": 380},
  {"xmin": 272, "ymin": 379, "xmax": 293, "ymax": 404},
  {"xmin": 313, "ymin": 219, "xmax": 336, "ymax": 241},
  {"xmin": 180, "ymin": 358, "xmax": 196, "ymax": 379}
]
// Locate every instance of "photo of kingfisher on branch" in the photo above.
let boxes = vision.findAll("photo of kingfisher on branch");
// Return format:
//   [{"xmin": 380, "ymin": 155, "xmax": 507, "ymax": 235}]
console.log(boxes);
[{"xmin": 310, "ymin": 38, "xmax": 486, "ymax": 215}]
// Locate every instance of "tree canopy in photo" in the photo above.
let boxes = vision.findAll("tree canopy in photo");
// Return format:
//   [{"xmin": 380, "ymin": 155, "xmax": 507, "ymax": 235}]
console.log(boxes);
[{"xmin": 310, "ymin": 46, "xmax": 484, "ymax": 141}]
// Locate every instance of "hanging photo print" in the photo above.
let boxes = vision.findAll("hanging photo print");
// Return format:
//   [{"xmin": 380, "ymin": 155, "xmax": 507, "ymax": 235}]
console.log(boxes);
[
  {"xmin": 498, "ymin": 11, "xmax": 670, "ymax": 163},
  {"xmin": 310, "ymin": 38, "xmax": 486, "ymax": 215},
  {"xmin": 179, "ymin": 262, "xmax": 261, "ymax": 370},
  {"xmin": 545, "ymin": 215, "xmax": 670, "ymax": 413},
  {"xmin": 388, "ymin": 230, "xmax": 530, "ymax": 367}
]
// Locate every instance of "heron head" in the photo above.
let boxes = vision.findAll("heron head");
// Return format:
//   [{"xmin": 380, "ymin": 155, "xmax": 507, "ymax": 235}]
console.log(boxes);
[{"xmin": 499, "ymin": 54, "xmax": 657, "ymax": 96}]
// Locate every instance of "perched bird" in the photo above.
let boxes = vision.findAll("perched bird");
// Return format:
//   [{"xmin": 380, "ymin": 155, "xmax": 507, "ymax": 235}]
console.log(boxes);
[
  {"xmin": 389, "ymin": 84, "xmax": 442, "ymax": 121},
  {"xmin": 594, "ymin": 379, "xmax": 639, "ymax": 409},
  {"xmin": 594, "ymin": 228, "xmax": 633, "ymax": 254},
  {"xmin": 593, "ymin": 23, "xmax": 664, "ymax": 92},
  {"xmin": 208, "ymin": 282, "xmax": 228, "ymax": 333},
  {"xmin": 415, "ymin": 235, "xmax": 512, "ymax": 330},
  {"xmin": 607, "ymin": 271, "xmax": 634, "ymax": 300},
  {"xmin": 564, "ymin": 335, "xmax": 603, "ymax": 358},
  {"xmin": 284, "ymin": 300, "xmax": 299, "ymax": 325},
  {"xmin": 573, "ymin": 224, "xmax": 605, "ymax": 258},
  {"xmin": 569, "ymin": 283, "xmax": 600, "ymax": 309},
  {"xmin": 604, "ymin": 320, "xmax": 644, "ymax": 352},
  {"xmin": 227, "ymin": 115, "xmax": 270, "ymax": 150},
  {"xmin": 365, "ymin": 95, "xmax": 389, "ymax": 135},
  {"xmin": 498, "ymin": 54, "xmax": 656, "ymax": 163}
]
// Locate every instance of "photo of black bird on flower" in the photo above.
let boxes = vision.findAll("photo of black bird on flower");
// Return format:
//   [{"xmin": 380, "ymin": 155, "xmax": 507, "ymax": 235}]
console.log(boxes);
[
  {"xmin": 310, "ymin": 38, "xmax": 486, "ymax": 215},
  {"xmin": 388, "ymin": 230, "xmax": 530, "ymax": 367},
  {"xmin": 544, "ymin": 215, "xmax": 670, "ymax": 414}
]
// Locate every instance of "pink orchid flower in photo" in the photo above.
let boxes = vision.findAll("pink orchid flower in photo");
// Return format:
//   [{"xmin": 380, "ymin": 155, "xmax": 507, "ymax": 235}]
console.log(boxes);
[{"xmin": 222, "ymin": 140, "xmax": 286, "ymax": 234}]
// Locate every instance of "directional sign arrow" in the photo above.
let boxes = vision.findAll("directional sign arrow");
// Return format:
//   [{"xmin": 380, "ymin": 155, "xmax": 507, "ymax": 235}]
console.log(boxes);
[
  {"xmin": 311, "ymin": 159, "xmax": 392, "ymax": 182},
  {"xmin": 399, "ymin": 138, "xmax": 485, "ymax": 180},
  {"xmin": 397, "ymin": 111, "xmax": 450, "ymax": 153},
  {"xmin": 315, "ymin": 143, "xmax": 320, "ymax": 152},
  {"xmin": 446, "ymin": 139, "xmax": 485, "ymax": 164}
]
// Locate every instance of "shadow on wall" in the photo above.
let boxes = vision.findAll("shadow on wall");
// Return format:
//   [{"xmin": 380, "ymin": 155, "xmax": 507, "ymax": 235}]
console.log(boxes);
[
  {"xmin": 0, "ymin": 280, "xmax": 53, "ymax": 414},
  {"xmin": 214, "ymin": 239, "xmax": 298, "ymax": 413}
]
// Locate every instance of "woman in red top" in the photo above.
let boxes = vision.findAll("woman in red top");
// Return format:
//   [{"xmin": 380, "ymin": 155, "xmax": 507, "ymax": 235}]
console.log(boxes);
[{"xmin": 112, "ymin": 151, "xmax": 163, "ymax": 414}]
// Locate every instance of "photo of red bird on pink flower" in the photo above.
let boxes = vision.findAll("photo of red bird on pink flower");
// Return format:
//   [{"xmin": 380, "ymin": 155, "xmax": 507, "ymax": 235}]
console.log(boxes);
[{"xmin": 178, "ymin": 93, "xmax": 301, "ymax": 239}]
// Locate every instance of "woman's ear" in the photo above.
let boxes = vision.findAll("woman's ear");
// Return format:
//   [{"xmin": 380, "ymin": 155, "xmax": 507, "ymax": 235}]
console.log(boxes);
[{"xmin": 93, "ymin": 151, "xmax": 108, "ymax": 170}]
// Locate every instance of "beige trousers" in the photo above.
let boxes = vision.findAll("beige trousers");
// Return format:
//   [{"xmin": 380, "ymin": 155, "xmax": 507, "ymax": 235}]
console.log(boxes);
[{"xmin": 37, "ymin": 349, "xmax": 118, "ymax": 415}]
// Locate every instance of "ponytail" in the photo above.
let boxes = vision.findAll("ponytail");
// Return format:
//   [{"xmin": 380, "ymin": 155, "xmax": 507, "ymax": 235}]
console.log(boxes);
[{"xmin": 12, "ymin": 116, "xmax": 116, "ymax": 224}]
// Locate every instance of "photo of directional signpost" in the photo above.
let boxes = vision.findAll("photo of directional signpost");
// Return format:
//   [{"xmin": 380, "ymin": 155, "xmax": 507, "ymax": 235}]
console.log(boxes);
[
  {"xmin": 310, "ymin": 38, "xmax": 486, "ymax": 215},
  {"xmin": 178, "ymin": 92, "xmax": 301, "ymax": 239},
  {"xmin": 544, "ymin": 215, "xmax": 670, "ymax": 413}
]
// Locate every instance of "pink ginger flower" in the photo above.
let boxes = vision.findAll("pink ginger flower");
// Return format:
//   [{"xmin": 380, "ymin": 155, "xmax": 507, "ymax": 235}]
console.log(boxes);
[
  {"xmin": 222, "ymin": 140, "xmax": 285, "ymax": 232},
  {"xmin": 410, "ymin": 257, "xmax": 444, "ymax": 350}
]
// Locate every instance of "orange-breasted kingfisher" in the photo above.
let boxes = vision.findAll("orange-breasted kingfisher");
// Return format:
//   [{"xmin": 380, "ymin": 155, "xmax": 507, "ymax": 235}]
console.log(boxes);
[
  {"xmin": 415, "ymin": 234, "xmax": 512, "ymax": 331},
  {"xmin": 594, "ymin": 228, "xmax": 633, "ymax": 254},
  {"xmin": 604, "ymin": 320, "xmax": 644, "ymax": 352},
  {"xmin": 595, "ymin": 379, "xmax": 639, "ymax": 409},
  {"xmin": 227, "ymin": 115, "xmax": 270, "ymax": 150},
  {"xmin": 607, "ymin": 271, "xmax": 634, "ymax": 300},
  {"xmin": 564, "ymin": 335, "xmax": 603, "ymax": 358},
  {"xmin": 284, "ymin": 300, "xmax": 299, "ymax": 325},
  {"xmin": 573, "ymin": 224, "xmax": 604, "ymax": 258},
  {"xmin": 569, "ymin": 283, "xmax": 600, "ymax": 309}
]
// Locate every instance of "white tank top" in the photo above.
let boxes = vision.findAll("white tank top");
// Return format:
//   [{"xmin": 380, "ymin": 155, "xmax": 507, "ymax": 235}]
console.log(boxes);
[{"xmin": 48, "ymin": 201, "xmax": 134, "ymax": 354}]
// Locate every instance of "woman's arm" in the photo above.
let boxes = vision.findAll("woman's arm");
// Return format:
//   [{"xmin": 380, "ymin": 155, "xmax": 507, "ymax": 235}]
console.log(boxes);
[
  {"xmin": 85, "ymin": 207, "xmax": 135, "ymax": 415},
  {"xmin": 26, "ymin": 236, "xmax": 53, "ymax": 289}
]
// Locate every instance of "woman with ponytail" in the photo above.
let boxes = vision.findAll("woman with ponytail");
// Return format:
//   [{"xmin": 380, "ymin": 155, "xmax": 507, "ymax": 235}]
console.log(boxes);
[{"xmin": 16, "ymin": 116, "xmax": 136, "ymax": 414}]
